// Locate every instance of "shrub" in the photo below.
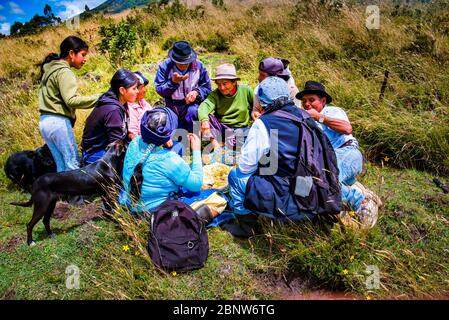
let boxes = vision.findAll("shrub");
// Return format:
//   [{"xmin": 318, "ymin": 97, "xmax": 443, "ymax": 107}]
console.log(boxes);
[
  {"xmin": 254, "ymin": 23, "xmax": 283, "ymax": 45},
  {"xmin": 99, "ymin": 19, "xmax": 138, "ymax": 68},
  {"xmin": 162, "ymin": 36, "xmax": 181, "ymax": 51},
  {"xmin": 200, "ymin": 33, "xmax": 230, "ymax": 52}
]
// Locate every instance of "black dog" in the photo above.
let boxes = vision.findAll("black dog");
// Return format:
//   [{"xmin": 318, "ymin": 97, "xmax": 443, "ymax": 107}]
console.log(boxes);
[
  {"xmin": 11, "ymin": 140, "xmax": 126, "ymax": 246},
  {"xmin": 4, "ymin": 144, "xmax": 56, "ymax": 192}
]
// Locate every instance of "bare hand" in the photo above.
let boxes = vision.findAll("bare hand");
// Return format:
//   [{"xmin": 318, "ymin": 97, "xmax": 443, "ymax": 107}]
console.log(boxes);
[
  {"xmin": 163, "ymin": 139, "xmax": 173, "ymax": 148},
  {"xmin": 306, "ymin": 108, "xmax": 321, "ymax": 121},
  {"xmin": 172, "ymin": 72, "xmax": 189, "ymax": 84},
  {"xmin": 188, "ymin": 133, "xmax": 201, "ymax": 151},
  {"xmin": 200, "ymin": 120, "xmax": 211, "ymax": 137},
  {"xmin": 251, "ymin": 110, "xmax": 262, "ymax": 120},
  {"xmin": 185, "ymin": 90, "xmax": 199, "ymax": 104}
]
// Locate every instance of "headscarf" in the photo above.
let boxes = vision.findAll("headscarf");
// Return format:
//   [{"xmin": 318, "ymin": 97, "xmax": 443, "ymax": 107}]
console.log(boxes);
[{"xmin": 140, "ymin": 107, "xmax": 178, "ymax": 145}]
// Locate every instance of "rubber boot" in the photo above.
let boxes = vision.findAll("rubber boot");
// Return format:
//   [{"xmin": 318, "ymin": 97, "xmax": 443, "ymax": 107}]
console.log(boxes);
[
  {"xmin": 195, "ymin": 204, "xmax": 214, "ymax": 224},
  {"xmin": 221, "ymin": 213, "xmax": 260, "ymax": 238}
]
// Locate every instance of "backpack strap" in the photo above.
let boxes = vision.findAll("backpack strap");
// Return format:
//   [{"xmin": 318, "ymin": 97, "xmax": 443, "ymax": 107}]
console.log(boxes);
[
  {"xmin": 270, "ymin": 109, "xmax": 309, "ymax": 124},
  {"xmin": 270, "ymin": 109, "xmax": 316, "ymax": 178}
]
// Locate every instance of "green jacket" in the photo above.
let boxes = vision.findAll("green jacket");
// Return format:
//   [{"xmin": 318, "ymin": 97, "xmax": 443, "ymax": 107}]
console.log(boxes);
[{"xmin": 38, "ymin": 60, "xmax": 99, "ymax": 120}]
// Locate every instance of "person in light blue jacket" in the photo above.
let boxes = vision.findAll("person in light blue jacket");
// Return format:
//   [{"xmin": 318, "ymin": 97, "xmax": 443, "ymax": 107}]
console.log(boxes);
[{"xmin": 119, "ymin": 107, "xmax": 203, "ymax": 213}]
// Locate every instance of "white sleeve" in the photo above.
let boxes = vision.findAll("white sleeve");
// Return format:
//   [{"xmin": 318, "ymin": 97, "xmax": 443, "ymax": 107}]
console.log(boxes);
[
  {"xmin": 238, "ymin": 119, "xmax": 270, "ymax": 174},
  {"xmin": 324, "ymin": 106, "xmax": 350, "ymax": 122}
]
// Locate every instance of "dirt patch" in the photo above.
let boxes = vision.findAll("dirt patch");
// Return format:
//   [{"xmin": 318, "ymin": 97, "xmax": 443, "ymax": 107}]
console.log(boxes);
[
  {"xmin": 283, "ymin": 290, "xmax": 360, "ymax": 300},
  {"xmin": 422, "ymin": 193, "xmax": 449, "ymax": 207},
  {"xmin": 0, "ymin": 235, "xmax": 24, "ymax": 253},
  {"xmin": 1, "ymin": 288, "xmax": 16, "ymax": 300},
  {"xmin": 53, "ymin": 202, "xmax": 104, "ymax": 223},
  {"xmin": 393, "ymin": 206, "xmax": 412, "ymax": 219},
  {"xmin": 408, "ymin": 224, "xmax": 427, "ymax": 243},
  {"xmin": 53, "ymin": 203, "xmax": 72, "ymax": 220},
  {"xmin": 76, "ymin": 203, "xmax": 104, "ymax": 224},
  {"xmin": 259, "ymin": 272, "xmax": 363, "ymax": 300}
]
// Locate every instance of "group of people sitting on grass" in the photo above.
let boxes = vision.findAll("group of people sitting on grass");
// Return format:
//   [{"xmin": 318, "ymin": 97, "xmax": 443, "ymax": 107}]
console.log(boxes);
[{"xmin": 37, "ymin": 35, "xmax": 376, "ymax": 237}]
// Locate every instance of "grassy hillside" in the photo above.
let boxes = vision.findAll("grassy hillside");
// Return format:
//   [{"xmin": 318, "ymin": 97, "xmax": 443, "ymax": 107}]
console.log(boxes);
[
  {"xmin": 0, "ymin": 0, "xmax": 448, "ymax": 299},
  {"xmin": 92, "ymin": 0, "xmax": 156, "ymax": 13}
]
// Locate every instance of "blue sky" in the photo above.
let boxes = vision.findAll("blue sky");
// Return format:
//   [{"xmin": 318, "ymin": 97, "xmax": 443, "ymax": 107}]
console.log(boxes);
[{"xmin": 0, "ymin": 0, "xmax": 105, "ymax": 35}]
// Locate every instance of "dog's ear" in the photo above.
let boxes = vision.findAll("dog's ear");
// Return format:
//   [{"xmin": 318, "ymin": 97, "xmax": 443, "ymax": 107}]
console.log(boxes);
[
  {"xmin": 116, "ymin": 140, "xmax": 125, "ymax": 155},
  {"xmin": 106, "ymin": 140, "xmax": 126, "ymax": 156}
]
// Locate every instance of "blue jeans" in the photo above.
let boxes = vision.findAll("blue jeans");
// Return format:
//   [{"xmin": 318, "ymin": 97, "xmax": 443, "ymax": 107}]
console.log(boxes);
[
  {"xmin": 39, "ymin": 114, "xmax": 80, "ymax": 172},
  {"xmin": 228, "ymin": 167, "xmax": 253, "ymax": 215},
  {"xmin": 82, "ymin": 149, "xmax": 106, "ymax": 166},
  {"xmin": 335, "ymin": 144, "xmax": 364, "ymax": 210}
]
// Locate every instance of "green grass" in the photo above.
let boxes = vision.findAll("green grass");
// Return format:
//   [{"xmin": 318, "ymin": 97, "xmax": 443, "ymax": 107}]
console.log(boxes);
[
  {"xmin": 1, "ymin": 0, "xmax": 449, "ymax": 300},
  {"xmin": 1, "ymin": 164, "xmax": 448, "ymax": 299}
]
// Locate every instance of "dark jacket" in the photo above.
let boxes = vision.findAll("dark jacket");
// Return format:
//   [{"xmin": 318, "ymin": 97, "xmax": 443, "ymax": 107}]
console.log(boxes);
[
  {"xmin": 243, "ymin": 103, "xmax": 342, "ymax": 220},
  {"xmin": 154, "ymin": 58, "xmax": 211, "ymax": 108},
  {"xmin": 81, "ymin": 90, "xmax": 128, "ymax": 156}
]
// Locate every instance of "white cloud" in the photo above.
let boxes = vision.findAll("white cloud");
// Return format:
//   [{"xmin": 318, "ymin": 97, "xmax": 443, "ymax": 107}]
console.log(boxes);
[
  {"xmin": 9, "ymin": 2, "xmax": 25, "ymax": 15},
  {"xmin": 57, "ymin": 1, "xmax": 104, "ymax": 20},
  {"xmin": 1, "ymin": 22, "xmax": 11, "ymax": 35},
  {"xmin": 0, "ymin": 16, "xmax": 6, "ymax": 22}
]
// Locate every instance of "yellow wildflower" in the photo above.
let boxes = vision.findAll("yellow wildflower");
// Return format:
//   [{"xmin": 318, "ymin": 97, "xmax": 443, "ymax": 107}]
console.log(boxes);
[
  {"xmin": 350, "ymin": 255, "xmax": 355, "ymax": 261},
  {"xmin": 122, "ymin": 245, "xmax": 129, "ymax": 252},
  {"xmin": 384, "ymin": 156, "xmax": 390, "ymax": 162},
  {"xmin": 135, "ymin": 251, "xmax": 140, "ymax": 256},
  {"xmin": 342, "ymin": 269, "xmax": 349, "ymax": 275},
  {"xmin": 171, "ymin": 271, "xmax": 177, "ymax": 277}
]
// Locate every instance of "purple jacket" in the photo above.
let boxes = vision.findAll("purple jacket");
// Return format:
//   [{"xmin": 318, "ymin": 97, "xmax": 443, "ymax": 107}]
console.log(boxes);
[
  {"xmin": 81, "ymin": 89, "xmax": 128, "ymax": 155},
  {"xmin": 154, "ymin": 58, "xmax": 212, "ymax": 108}
]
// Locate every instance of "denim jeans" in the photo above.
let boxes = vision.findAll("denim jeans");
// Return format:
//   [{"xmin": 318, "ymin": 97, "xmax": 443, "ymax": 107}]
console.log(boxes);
[
  {"xmin": 39, "ymin": 114, "xmax": 80, "ymax": 172},
  {"xmin": 82, "ymin": 149, "xmax": 106, "ymax": 166},
  {"xmin": 335, "ymin": 144, "xmax": 364, "ymax": 210},
  {"xmin": 228, "ymin": 167, "xmax": 253, "ymax": 215}
]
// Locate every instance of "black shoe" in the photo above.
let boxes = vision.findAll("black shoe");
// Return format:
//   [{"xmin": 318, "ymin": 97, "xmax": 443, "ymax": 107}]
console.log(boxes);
[
  {"xmin": 221, "ymin": 213, "xmax": 260, "ymax": 238},
  {"xmin": 196, "ymin": 204, "xmax": 214, "ymax": 224}
]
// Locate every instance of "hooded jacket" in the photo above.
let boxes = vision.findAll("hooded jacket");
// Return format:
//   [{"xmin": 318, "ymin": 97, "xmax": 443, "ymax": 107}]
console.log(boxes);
[
  {"xmin": 38, "ymin": 60, "xmax": 99, "ymax": 121},
  {"xmin": 81, "ymin": 89, "xmax": 128, "ymax": 156}
]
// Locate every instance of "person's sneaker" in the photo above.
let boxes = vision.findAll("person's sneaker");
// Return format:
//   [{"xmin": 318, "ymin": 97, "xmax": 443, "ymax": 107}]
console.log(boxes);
[
  {"xmin": 338, "ymin": 182, "xmax": 382, "ymax": 230},
  {"xmin": 221, "ymin": 213, "xmax": 260, "ymax": 238}
]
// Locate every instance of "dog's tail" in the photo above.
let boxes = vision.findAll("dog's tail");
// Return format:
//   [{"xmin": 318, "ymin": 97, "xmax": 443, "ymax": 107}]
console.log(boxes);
[{"xmin": 10, "ymin": 198, "xmax": 33, "ymax": 207}]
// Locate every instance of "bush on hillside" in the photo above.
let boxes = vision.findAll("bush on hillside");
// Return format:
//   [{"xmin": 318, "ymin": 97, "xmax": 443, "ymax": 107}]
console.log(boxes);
[
  {"xmin": 199, "ymin": 33, "xmax": 230, "ymax": 53},
  {"xmin": 99, "ymin": 18, "xmax": 138, "ymax": 68}
]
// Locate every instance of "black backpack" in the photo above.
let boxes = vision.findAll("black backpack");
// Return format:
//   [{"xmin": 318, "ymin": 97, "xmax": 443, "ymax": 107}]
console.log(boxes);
[
  {"xmin": 128, "ymin": 147, "xmax": 209, "ymax": 272},
  {"xmin": 147, "ymin": 198, "xmax": 209, "ymax": 272},
  {"xmin": 244, "ymin": 108, "xmax": 342, "ymax": 219}
]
